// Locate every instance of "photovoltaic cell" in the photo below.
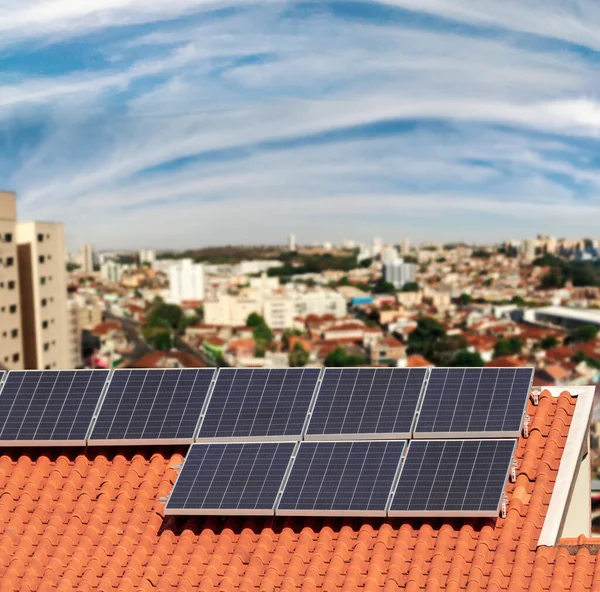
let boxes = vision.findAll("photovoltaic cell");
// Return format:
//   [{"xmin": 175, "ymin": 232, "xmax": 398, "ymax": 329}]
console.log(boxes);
[
  {"xmin": 306, "ymin": 368, "xmax": 426, "ymax": 439},
  {"xmin": 389, "ymin": 439, "xmax": 516, "ymax": 517},
  {"xmin": 276, "ymin": 440, "xmax": 405, "ymax": 516},
  {"xmin": 89, "ymin": 368, "xmax": 215, "ymax": 444},
  {"xmin": 414, "ymin": 367, "xmax": 533, "ymax": 438},
  {"xmin": 197, "ymin": 368, "xmax": 320, "ymax": 441},
  {"xmin": 165, "ymin": 442, "xmax": 295, "ymax": 515},
  {"xmin": 0, "ymin": 370, "xmax": 110, "ymax": 445}
]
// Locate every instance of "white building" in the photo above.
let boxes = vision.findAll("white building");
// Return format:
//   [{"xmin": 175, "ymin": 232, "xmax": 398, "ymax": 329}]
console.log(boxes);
[
  {"xmin": 81, "ymin": 243, "xmax": 95, "ymax": 274},
  {"xmin": 372, "ymin": 237, "xmax": 383, "ymax": 259},
  {"xmin": 288, "ymin": 234, "xmax": 296, "ymax": 251},
  {"xmin": 522, "ymin": 239, "xmax": 536, "ymax": 261},
  {"xmin": 384, "ymin": 257, "xmax": 416, "ymax": 289},
  {"xmin": 382, "ymin": 246, "xmax": 399, "ymax": 264},
  {"xmin": 168, "ymin": 259, "xmax": 205, "ymax": 304},
  {"xmin": 67, "ymin": 297, "xmax": 82, "ymax": 368},
  {"xmin": 139, "ymin": 249, "xmax": 156, "ymax": 267},
  {"xmin": 101, "ymin": 261, "xmax": 133, "ymax": 283}
]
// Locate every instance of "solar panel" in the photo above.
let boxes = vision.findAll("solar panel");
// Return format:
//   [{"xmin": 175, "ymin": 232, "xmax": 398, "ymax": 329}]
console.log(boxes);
[
  {"xmin": 414, "ymin": 367, "xmax": 533, "ymax": 438},
  {"xmin": 196, "ymin": 368, "xmax": 321, "ymax": 441},
  {"xmin": 165, "ymin": 442, "xmax": 295, "ymax": 515},
  {"xmin": 388, "ymin": 439, "xmax": 516, "ymax": 517},
  {"xmin": 305, "ymin": 368, "xmax": 426, "ymax": 440},
  {"xmin": 89, "ymin": 368, "xmax": 216, "ymax": 444},
  {"xmin": 0, "ymin": 370, "xmax": 110, "ymax": 445},
  {"xmin": 276, "ymin": 440, "xmax": 406, "ymax": 516}
]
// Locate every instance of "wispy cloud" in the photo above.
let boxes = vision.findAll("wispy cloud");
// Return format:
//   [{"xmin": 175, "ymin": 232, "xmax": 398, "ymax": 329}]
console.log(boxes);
[{"xmin": 1, "ymin": 0, "xmax": 600, "ymax": 248}]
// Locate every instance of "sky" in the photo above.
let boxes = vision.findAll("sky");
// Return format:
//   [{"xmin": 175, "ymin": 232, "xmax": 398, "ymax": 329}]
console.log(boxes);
[{"xmin": 2, "ymin": 1, "xmax": 600, "ymax": 250}]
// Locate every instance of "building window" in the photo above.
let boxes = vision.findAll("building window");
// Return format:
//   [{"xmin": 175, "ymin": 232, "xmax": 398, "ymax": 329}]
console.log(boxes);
[
  {"xmin": 12, "ymin": 353, "xmax": 19, "ymax": 363},
  {"xmin": 40, "ymin": 277, "xmax": 46, "ymax": 285},
  {"xmin": 9, "ymin": 305, "xmax": 16, "ymax": 313},
  {"xmin": 38, "ymin": 234, "xmax": 43, "ymax": 242},
  {"xmin": 45, "ymin": 365, "xmax": 51, "ymax": 370},
  {"xmin": 43, "ymin": 343, "xmax": 49, "ymax": 351},
  {"xmin": 6, "ymin": 257, "xmax": 13, "ymax": 267},
  {"xmin": 39, "ymin": 255, "xmax": 45, "ymax": 263},
  {"xmin": 42, "ymin": 320, "xmax": 48, "ymax": 329},
  {"xmin": 48, "ymin": 254, "xmax": 52, "ymax": 260},
  {"xmin": 11, "ymin": 329, "xmax": 18, "ymax": 338},
  {"xmin": 7, "ymin": 281, "xmax": 14, "ymax": 289},
  {"xmin": 4, "ymin": 233, "xmax": 11, "ymax": 242},
  {"xmin": 41, "ymin": 299, "xmax": 47, "ymax": 307}
]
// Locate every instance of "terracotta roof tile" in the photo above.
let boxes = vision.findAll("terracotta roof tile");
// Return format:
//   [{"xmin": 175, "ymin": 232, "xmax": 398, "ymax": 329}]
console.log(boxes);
[{"xmin": 0, "ymin": 391, "xmax": 592, "ymax": 590}]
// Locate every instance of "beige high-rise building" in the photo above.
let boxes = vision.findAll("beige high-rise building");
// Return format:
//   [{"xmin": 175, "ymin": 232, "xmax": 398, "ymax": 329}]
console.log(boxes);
[
  {"xmin": 17, "ymin": 222, "xmax": 70, "ymax": 369},
  {"xmin": 82, "ymin": 243, "xmax": 94, "ymax": 274},
  {"xmin": 0, "ymin": 192, "xmax": 24, "ymax": 369}
]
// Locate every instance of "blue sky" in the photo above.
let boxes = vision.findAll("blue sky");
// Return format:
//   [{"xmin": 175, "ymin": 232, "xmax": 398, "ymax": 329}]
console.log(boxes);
[{"xmin": 2, "ymin": 0, "xmax": 600, "ymax": 250}]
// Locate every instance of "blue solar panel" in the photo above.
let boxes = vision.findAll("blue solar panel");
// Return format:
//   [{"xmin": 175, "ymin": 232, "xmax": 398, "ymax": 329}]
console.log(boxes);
[
  {"xmin": 389, "ymin": 439, "xmax": 516, "ymax": 517},
  {"xmin": 197, "ymin": 368, "xmax": 320, "ymax": 441},
  {"xmin": 89, "ymin": 368, "xmax": 215, "ymax": 444},
  {"xmin": 165, "ymin": 442, "xmax": 295, "ymax": 515},
  {"xmin": 414, "ymin": 368, "xmax": 533, "ymax": 438},
  {"xmin": 0, "ymin": 370, "xmax": 110, "ymax": 445},
  {"xmin": 306, "ymin": 368, "xmax": 426, "ymax": 439},
  {"xmin": 276, "ymin": 440, "xmax": 405, "ymax": 516}
]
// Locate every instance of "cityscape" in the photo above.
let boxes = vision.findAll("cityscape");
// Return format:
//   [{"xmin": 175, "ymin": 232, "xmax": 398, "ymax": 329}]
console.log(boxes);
[{"xmin": 3, "ymin": 0, "xmax": 600, "ymax": 588}]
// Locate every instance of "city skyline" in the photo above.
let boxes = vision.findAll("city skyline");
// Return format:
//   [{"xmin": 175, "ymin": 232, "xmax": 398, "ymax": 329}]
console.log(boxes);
[{"xmin": 3, "ymin": 1, "xmax": 600, "ymax": 249}]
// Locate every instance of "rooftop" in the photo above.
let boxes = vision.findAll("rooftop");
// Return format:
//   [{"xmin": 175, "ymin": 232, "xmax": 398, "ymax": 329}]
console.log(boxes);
[{"xmin": 0, "ymin": 388, "xmax": 594, "ymax": 590}]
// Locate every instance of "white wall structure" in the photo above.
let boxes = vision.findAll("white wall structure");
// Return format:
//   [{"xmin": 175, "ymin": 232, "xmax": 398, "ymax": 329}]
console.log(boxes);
[
  {"xmin": 168, "ymin": 259, "xmax": 205, "ymax": 304},
  {"xmin": 288, "ymin": 234, "xmax": 296, "ymax": 251},
  {"xmin": 383, "ymin": 257, "xmax": 416, "ymax": 289}
]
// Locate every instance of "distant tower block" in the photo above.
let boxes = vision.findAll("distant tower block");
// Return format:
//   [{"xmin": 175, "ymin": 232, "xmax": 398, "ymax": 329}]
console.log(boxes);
[
  {"xmin": 288, "ymin": 234, "xmax": 296, "ymax": 251},
  {"xmin": 402, "ymin": 237, "xmax": 410, "ymax": 255}
]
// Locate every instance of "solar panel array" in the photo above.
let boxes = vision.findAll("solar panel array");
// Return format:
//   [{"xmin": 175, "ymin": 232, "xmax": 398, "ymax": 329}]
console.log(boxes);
[
  {"xmin": 165, "ymin": 442, "xmax": 295, "ymax": 515},
  {"xmin": 306, "ymin": 368, "xmax": 426, "ymax": 439},
  {"xmin": 389, "ymin": 439, "xmax": 517, "ymax": 517},
  {"xmin": 89, "ymin": 368, "xmax": 216, "ymax": 444},
  {"xmin": 197, "ymin": 368, "xmax": 320, "ymax": 441},
  {"xmin": 415, "ymin": 367, "xmax": 533, "ymax": 438},
  {"xmin": 277, "ymin": 441, "xmax": 405, "ymax": 516},
  {"xmin": 0, "ymin": 366, "xmax": 529, "ymax": 517},
  {"xmin": 0, "ymin": 370, "xmax": 109, "ymax": 445}
]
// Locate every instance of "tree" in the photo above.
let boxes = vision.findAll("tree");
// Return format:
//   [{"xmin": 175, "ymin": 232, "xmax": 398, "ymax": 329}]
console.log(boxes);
[
  {"xmin": 457, "ymin": 293, "xmax": 472, "ymax": 306},
  {"xmin": 493, "ymin": 337, "xmax": 522, "ymax": 358},
  {"xmin": 325, "ymin": 347, "xmax": 365, "ymax": 367},
  {"xmin": 133, "ymin": 288, "xmax": 143, "ymax": 299},
  {"xmin": 372, "ymin": 280, "xmax": 396, "ymax": 294},
  {"xmin": 449, "ymin": 350, "xmax": 485, "ymax": 367},
  {"xmin": 571, "ymin": 350, "xmax": 586, "ymax": 364},
  {"xmin": 540, "ymin": 336, "xmax": 559, "ymax": 350},
  {"xmin": 511, "ymin": 295, "xmax": 526, "ymax": 306},
  {"xmin": 407, "ymin": 317, "xmax": 446, "ymax": 359},
  {"xmin": 283, "ymin": 329, "xmax": 303, "ymax": 350},
  {"xmin": 147, "ymin": 302, "xmax": 183, "ymax": 330},
  {"xmin": 289, "ymin": 343, "xmax": 309, "ymax": 367},
  {"xmin": 143, "ymin": 318, "xmax": 172, "ymax": 351},
  {"xmin": 359, "ymin": 257, "xmax": 373, "ymax": 268},
  {"xmin": 431, "ymin": 335, "xmax": 469, "ymax": 366},
  {"xmin": 253, "ymin": 322, "xmax": 273, "ymax": 344},
  {"xmin": 246, "ymin": 312, "xmax": 265, "ymax": 327},
  {"xmin": 540, "ymin": 268, "xmax": 566, "ymax": 289},
  {"xmin": 571, "ymin": 324, "xmax": 599, "ymax": 344},
  {"xmin": 401, "ymin": 281, "xmax": 419, "ymax": 292}
]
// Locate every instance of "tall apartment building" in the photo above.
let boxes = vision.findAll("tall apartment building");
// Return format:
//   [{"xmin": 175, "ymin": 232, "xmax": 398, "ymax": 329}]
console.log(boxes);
[
  {"xmin": 81, "ymin": 243, "xmax": 94, "ymax": 274},
  {"xmin": 139, "ymin": 249, "xmax": 156, "ymax": 267},
  {"xmin": 0, "ymin": 192, "xmax": 23, "ymax": 369},
  {"xmin": 168, "ymin": 259, "xmax": 204, "ymax": 304},
  {"xmin": 17, "ymin": 222, "xmax": 70, "ymax": 369},
  {"xmin": 383, "ymin": 257, "xmax": 416, "ymax": 290}
]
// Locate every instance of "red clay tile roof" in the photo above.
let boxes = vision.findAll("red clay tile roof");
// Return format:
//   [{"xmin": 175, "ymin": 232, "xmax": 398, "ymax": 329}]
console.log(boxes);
[
  {"xmin": 486, "ymin": 355, "xmax": 522, "ymax": 367},
  {"xmin": 0, "ymin": 390, "xmax": 585, "ymax": 591},
  {"xmin": 545, "ymin": 345, "xmax": 576, "ymax": 362},
  {"xmin": 128, "ymin": 351, "xmax": 207, "ymax": 368},
  {"xmin": 91, "ymin": 320, "xmax": 122, "ymax": 336}
]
